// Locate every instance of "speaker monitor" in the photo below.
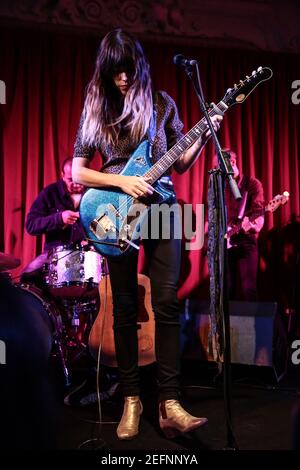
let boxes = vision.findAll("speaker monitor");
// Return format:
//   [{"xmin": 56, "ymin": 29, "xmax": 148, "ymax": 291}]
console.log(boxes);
[{"xmin": 181, "ymin": 299, "xmax": 288, "ymax": 380}]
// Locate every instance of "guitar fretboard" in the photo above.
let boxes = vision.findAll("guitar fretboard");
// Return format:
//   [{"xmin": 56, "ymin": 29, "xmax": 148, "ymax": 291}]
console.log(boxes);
[{"xmin": 145, "ymin": 101, "xmax": 228, "ymax": 184}]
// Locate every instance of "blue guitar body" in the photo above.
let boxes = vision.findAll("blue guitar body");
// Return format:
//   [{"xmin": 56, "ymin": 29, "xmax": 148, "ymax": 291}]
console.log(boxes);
[{"xmin": 79, "ymin": 140, "xmax": 174, "ymax": 258}]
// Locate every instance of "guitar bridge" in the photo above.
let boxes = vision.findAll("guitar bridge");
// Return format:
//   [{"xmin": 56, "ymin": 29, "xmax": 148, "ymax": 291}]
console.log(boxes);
[{"xmin": 90, "ymin": 214, "xmax": 116, "ymax": 239}]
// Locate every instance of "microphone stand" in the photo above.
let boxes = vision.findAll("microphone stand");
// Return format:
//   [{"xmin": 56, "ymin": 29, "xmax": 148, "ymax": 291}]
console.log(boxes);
[{"xmin": 182, "ymin": 62, "xmax": 240, "ymax": 450}]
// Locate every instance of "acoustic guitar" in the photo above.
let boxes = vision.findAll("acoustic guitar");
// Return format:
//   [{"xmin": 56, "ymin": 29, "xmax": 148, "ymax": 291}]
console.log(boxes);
[{"xmin": 88, "ymin": 273, "xmax": 156, "ymax": 367}]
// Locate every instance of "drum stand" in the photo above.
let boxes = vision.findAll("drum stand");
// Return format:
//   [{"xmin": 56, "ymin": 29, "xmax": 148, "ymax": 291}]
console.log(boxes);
[
  {"xmin": 52, "ymin": 332, "xmax": 72, "ymax": 387},
  {"xmin": 55, "ymin": 297, "xmax": 98, "ymax": 385}
]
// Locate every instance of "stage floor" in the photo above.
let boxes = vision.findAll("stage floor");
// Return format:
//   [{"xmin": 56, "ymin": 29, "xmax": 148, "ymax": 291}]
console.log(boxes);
[{"xmin": 56, "ymin": 361, "xmax": 300, "ymax": 451}]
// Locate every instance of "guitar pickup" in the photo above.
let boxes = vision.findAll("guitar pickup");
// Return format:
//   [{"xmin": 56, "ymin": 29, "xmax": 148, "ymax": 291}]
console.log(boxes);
[{"xmin": 90, "ymin": 214, "xmax": 116, "ymax": 239}]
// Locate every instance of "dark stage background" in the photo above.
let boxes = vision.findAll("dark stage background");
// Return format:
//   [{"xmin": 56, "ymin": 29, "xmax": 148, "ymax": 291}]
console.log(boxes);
[{"xmin": 0, "ymin": 25, "xmax": 299, "ymax": 302}]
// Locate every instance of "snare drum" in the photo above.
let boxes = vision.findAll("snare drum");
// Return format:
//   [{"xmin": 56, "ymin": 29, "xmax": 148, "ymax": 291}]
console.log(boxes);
[{"xmin": 45, "ymin": 245, "xmax": 106, "ymax": 298}]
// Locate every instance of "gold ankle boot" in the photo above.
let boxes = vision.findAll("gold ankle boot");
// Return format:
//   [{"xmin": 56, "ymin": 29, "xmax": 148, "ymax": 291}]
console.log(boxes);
[
  {"xmin": 117, "ymin": 396, "xmax": 143, "ymax": 440},
  {"xmin": 159, "ymin": 400, "xmax": 207, "ymax": 439}
]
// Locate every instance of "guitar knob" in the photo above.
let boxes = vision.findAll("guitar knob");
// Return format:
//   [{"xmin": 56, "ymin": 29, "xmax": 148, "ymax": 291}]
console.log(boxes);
[
  {"xmin": 124, "ymin": 224, "xmax": 132, "ymax": 235},
  {"xmin": 79, "ymin": 267, "xmax": 85, "ymax": 278},
  {"xmin": 50, "ymin": 270, "xmax": 58, "ymax": 281}
]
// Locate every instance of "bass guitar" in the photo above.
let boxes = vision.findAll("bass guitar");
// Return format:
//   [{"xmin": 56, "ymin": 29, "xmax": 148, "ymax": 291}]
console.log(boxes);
[
  {"xmin": 80, "ymin": 66, "xmax": 273, "ymax": 258},
  {"xmin": 225, "ymin": 191, "xmax": 290, "ymax": 248}
]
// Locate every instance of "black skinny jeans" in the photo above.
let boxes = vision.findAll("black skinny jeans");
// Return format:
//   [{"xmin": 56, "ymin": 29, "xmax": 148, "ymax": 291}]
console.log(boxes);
[{"xmin": 107, "ymin": 203, "xmax": 182, "ymax": 402}]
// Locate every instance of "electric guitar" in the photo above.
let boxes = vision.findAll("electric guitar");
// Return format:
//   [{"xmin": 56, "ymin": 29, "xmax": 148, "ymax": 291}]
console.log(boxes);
[
  {"xmin": 80, "ymin": 66, "xmax": 273, "ymax": 258},
  {"xmin": 225, "ymin": 191, "xmax": 290, "ymax": 248}
]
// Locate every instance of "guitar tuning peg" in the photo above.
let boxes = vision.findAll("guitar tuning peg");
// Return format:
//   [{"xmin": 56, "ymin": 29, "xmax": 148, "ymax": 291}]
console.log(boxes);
[
  {"xmin": 239, "ymin": 80, "xmax": 244, "ymax": 85},
  {"xmin": 234, "ymin": 83, "xmax": 237, "ymax": 88},
  {"xmin": 252, "ymin": 70, "xmax": 256, "ymax": 75},
  {"xmin": 246, "ymin": 75, "xmax": 250, "ymax": 79},
  {"xmin": 257, "ymin": 66, "xmax": 262, "ymax": 72}
]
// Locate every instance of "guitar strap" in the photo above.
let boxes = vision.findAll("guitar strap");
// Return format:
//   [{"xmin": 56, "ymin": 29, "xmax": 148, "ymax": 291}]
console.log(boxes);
[{"xmin": 146, "ymin": 94, "xmax": 157, "ymax": 162}]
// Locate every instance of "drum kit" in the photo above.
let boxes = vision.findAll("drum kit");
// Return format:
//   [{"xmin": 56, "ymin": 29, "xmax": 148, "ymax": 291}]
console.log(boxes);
[{"xmin": 0, "ymin": 245, "xmax": 107, "ymax": 386}]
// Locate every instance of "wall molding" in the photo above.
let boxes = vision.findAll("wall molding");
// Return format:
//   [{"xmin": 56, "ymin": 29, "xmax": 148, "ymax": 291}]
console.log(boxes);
[{"xmin": 0, "ymin": 0, "xmax": 299, "ymax": 53}]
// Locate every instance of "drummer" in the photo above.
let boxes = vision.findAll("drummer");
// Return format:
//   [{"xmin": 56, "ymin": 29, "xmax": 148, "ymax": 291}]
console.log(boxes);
[{"xmin": 21, "ymin": 157, "xmax": 86, "ymax": 286}]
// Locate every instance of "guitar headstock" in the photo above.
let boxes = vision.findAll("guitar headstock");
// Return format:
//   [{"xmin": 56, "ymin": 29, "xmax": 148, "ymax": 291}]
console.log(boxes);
[
  {"xmin": 223, "ymin": 67, "xmax": 273, "ymax": 108},
  {"xmin": 266, "ymin": 191, "xmax": 290, "ymax": 213}
]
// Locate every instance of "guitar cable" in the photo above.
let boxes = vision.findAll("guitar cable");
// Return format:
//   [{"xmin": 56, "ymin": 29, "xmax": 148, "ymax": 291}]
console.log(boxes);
[{"xmin": 77, "ymin": 260, "xmax": 112, "ymax": 450}]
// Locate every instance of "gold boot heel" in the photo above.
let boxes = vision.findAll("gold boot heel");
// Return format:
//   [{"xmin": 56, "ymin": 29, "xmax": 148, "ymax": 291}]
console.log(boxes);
[
  {"xmin": 159, "ymin": 400, "xmax": 207, "ymax": 439},
  {"xmin": 160, "ymin": 425, "xmax": 180, "ymax": 439},
  {"xmin": 117, "ymin": 396, "xmax": 143, "ymax": 440}
]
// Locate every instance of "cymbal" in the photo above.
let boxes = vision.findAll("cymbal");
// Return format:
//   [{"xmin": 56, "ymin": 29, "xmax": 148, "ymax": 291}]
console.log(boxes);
[{"xmin": 0, "ymin": 251, "xmax": 21, "ymax": 271}]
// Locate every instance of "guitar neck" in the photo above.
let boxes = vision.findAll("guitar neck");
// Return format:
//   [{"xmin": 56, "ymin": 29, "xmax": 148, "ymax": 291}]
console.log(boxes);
[{"xmin": 145, "ymin": 101, "xmax": 228, "ymax": 184}]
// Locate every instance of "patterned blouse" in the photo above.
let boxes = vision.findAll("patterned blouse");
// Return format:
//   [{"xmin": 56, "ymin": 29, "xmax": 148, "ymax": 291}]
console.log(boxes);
[{"xmin": 73, "ymin": 91, "xmax": 184, "ymax": 176}]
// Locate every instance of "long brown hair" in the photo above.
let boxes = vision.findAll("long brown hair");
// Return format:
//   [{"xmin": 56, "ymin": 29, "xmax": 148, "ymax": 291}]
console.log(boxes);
[{"xmin": 82, "ymin": 29, "xmax": 153, "ymax": 147}]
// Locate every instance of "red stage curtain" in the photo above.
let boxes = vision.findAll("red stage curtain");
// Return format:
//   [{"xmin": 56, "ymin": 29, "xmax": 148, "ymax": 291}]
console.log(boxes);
[{"xmin": 1, "ymin": 27, "xmax": 299, "ymax": 299}]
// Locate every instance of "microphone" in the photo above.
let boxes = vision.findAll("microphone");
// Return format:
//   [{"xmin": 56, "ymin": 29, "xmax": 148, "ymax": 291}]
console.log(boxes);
[{"xmin": 173, "ymin": 54, "xmax": 197, "ymax": 67}]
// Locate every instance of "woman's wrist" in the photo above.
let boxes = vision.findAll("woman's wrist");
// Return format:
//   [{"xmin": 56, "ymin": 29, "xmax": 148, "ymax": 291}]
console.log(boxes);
[
  {"xmin": 111, "ymin": 174, "xmax": 124, "ymax": 189},
  {"xmin": 200, "ymin": 133, "xmax": 211, "ymax": 147}
]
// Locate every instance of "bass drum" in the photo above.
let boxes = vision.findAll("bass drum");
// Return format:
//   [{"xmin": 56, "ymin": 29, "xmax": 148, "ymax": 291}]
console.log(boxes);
[
  {"xmin": 0, "ymin": 281, "xmax": 60, "ymax": 371},
  {"xmin": 0, "ymin": 277, "xmax": 60, "ymax": 448},
  {"xmin": 46, "ymin": 245, "xmax": 106, "ymax": 299},
  {"xmin": 16, "ymin": 284, "xmax": 62, "ymax": 351},
  {"xmin": 13, "ymin": 283, "xmax": 72, "ymax": 384}
]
